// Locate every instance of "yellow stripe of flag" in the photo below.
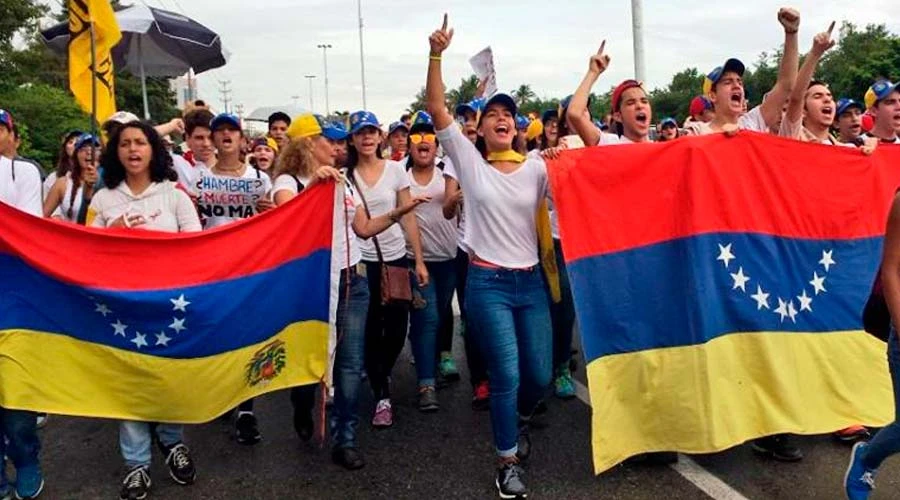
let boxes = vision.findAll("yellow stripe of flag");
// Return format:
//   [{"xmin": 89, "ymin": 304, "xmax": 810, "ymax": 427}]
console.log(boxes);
[{"xmin": 68, "ymin": 0, "xmax": 122, "ymax": 123}]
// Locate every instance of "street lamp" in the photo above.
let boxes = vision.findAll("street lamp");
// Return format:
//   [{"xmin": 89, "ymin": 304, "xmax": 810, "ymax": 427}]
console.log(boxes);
[
  {"xmin": 304, "ymin": 75, "xmax": 316, "ymax": 112},
  {"xmin": 357, "ymin": 0, "xmax": 367, "ymax": 109},
  {"xmin": 317, "ymin": 44, "xmax": 332, "ymax": 116},
  {"xmin": 291, "ymin": 95, "xmax": 300, "ymax": 108},
  {"xmin": 631, "ymin": 0, "xmax": 646, "ymax": 82}
]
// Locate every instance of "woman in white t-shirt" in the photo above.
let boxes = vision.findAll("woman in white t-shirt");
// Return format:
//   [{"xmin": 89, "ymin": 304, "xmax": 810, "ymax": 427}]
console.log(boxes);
[
  {"xmin": 403, "ymin": 111, "xmax": 459, "ymax": 412},
  {"xmin": 271, "ymin": 112, "xmax": 427, "ymax": 470},
  {"xmin": 43, "ymin": 133, "xmax": 100, "ymax": 222},
  {"xmin": 426, "ymin": 16, "xmax": 552, "ymax": 498},
  {"xmin": 345, "ymin": 110, "xmax": 429, "ymax": 429},
  {"xmin": 87, "ymin": 121, "xmax": 200, "ymax": 500}
]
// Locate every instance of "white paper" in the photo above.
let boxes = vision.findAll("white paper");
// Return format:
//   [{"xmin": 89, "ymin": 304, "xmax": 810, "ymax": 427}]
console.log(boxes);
[{"xmin": 469, "ymin": 46, "xmax": 498, "ymax": 98}]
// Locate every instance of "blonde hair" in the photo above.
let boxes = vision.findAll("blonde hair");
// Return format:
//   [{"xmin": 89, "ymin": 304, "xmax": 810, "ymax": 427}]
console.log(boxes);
[{"xmin": 273, "ymin": 135, "xmax": 317, "ymax": 179}]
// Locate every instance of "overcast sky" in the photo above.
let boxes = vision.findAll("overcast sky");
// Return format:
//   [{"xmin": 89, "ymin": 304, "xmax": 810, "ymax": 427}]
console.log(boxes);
[{"xmin": 144, "ymin": 0, "xmax": 900, "ymax": 122}]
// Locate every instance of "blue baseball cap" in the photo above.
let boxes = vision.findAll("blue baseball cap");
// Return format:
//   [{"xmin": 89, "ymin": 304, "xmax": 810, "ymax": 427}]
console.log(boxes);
[
  {"xmin": 74, "ymin": 133, "xmax": 101, "ymax": 151},
  {"xmin": 515, "ymin": 115, "xmax": 530, "ymax": 131},
  {"xmin": 349, "ymin": 111, "xmax": 380, "ymax": 135},
  {"xmin": 455, "ymin": 98, "xmax": 485, "ymax": 118},
  {"xmin": 0, "ymin": 109, "xmax": 13, "ymax": 131},
  {"xmin": 660, "ymin": 117, "xmax": 678, "ymax": 128},
  {"xmin": 703, "ymin": 58, "xmax": 745, "ymax": 95},
  {"xmin": 210, "ymin": 113, "xmax": 242, "ymax": 132},
  {"xmin": 409, "ymin": 111, "xmax": 434, "ymax": 134},
  {"xmin": 388, "ymin": 121, "xmax": 409, "ymax": 136},
  {"xmin": 322, "ymin": 120, "xmax": 348, "ymax": 141},
  {"xmin": 836, "ymin": 98, "xmax": 864, "ymax": 117}
]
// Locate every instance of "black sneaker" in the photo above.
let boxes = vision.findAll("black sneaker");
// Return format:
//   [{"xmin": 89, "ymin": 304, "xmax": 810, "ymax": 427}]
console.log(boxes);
[
  {"xmin": 235, "ymin": 412, "xmax": 262, "ymax": 445},
  {"xmin": 293, "ymin": 407, "xmax": 314, "ymax": 442},
  {"xmin": 417, "ymin": 386, "xmax": 439, "ymax": 413},
  {"xmin": 751, "ymin": 435, "xmax": 803, "ymax": 462},
  {"xmin": 496, "ymin": 461, "xmax": 527, "ymax": 499},
  {"xmin": 119, "ymin": 466, "xmax": 151, "ymax": 500},
  {"xmin": 160, "ymin": 442, "xmax": 196, "ymax": 485},
  {"xmin": 516, "ymin": 425, "xmax": 531, "ymax": 463},
  {"xmin": 331, "ymin": 447, "xmax": 365, "ymax": 470}
]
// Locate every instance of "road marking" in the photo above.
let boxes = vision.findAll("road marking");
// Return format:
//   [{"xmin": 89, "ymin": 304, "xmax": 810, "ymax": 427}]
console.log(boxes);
[{"xmin": 572, "ymin": 379, "xmax": 750, "ymax": 500}]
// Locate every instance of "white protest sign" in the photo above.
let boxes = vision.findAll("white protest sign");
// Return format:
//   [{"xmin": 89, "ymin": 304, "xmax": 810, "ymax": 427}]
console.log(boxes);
[
  {"xmin": 469, "ymin": 46, "xmax": 497, "ymax": 97},
  {"xmin": 195, "ymin": 173, "xmax": 266, "ymax": 221}
]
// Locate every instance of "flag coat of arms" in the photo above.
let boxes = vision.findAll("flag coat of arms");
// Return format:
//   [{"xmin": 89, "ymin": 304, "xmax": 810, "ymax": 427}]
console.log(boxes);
[
  {"xmin": 0, "ymin": 183, "xmax": 339, "ymax": 423},
  {"xmin": 549, "ymin": 132, "xmax": 900, "ymax": 473}
]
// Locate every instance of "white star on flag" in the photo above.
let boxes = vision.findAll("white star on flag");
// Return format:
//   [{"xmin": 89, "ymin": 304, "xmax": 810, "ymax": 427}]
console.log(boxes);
[
  {"xmin": 111, "ymin": 319, "xmax": 128, "ymax": 337},
  {"xmin": 819, "ymin": 250, "xmax": 836, "ymax": 272},
  {"xmin": 730, "ymin": 267, "xmax": 750, "ymax": 292},
  {"xmin": 155, "ymin": 331, "xmax": 172, "ymax": 347},
  {"xmin": 787, "ymin": 301, "xmax": 798, "ymax": 323},
  {"xmin": 94, "ymin": 303, "xmax": 111, "ymax": 317},
  {"xmin": 751, "ymin": 285, "xmax": 770, "ymax": 310},
  {"xmin": 131, "ymin": 332, "xmax": 148, "ymax": 349},
  {"xmin": 775, "ymin": 298, "xmax": 790, "ymax": 322},
  {"xmin": 170, "ymin": 294, "xmax": 191, "ymax": 312},
  {"xmin": 810, "ymin": 273, "xmax": 827, "ymax": 295},
  {"xmin": 717, "ymin": 243, "xmax": 735, "ymax": 268},
  {"xmin": 797, "ymin": 290, "xmax": 813, "ymax": 312},
  {"xmin": 169, "ymin": 317, "xmax": 186, "ymax": 333}
]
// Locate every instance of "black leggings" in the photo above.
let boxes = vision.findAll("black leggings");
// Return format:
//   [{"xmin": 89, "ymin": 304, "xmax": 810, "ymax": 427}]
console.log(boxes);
[
  {"xmin": 454, "ymin": 248, "xmax": 488, "ymax": 387},
  {"xmin": 363, "ymin": 258, "xmax": 411, "ymax": 400}
]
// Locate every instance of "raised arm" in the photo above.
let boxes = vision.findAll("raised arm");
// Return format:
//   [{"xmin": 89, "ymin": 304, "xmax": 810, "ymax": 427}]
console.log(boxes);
[
  {"xmin": 784, "ymin": 23, "xmax": 835, "ymax": 128},
  {"xmin": 426, "ymin": 14, "xmax": 455, "ymax": 131},
  {"xmin": 760, "ymin": 8, "xmax": 800, "ymax": 129},
  {"xmin": 567, "ymin": 41, "xmax": 609, "ymax": 148}
]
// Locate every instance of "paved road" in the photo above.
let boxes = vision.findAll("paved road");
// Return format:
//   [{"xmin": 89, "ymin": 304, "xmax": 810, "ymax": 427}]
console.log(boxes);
[{"xmin": 21, "ymin": 327, "xmax": 900, "ymax": 499}]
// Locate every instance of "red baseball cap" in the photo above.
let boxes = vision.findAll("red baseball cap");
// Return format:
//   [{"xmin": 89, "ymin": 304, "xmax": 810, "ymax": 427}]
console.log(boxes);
[
  {"xmin": 861, "ymin": 112, "xmax": 875, "ymax": 133},
  {"xmin": 689, "ymin": 96, "xmax": 712, "ymax": 117},
  {"xmin": 611, "ymin": 80, "xmax": 644, "ymax": 112}
]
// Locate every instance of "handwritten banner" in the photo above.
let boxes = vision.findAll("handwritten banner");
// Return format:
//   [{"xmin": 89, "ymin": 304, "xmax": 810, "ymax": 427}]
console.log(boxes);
[{"xmin": 196, "ymin": 174, "xmax": 266, "ymax": 219}]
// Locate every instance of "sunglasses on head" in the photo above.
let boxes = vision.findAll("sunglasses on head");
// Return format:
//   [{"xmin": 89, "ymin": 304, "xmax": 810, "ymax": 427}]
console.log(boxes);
[{"xmin": 409, "ymin": 133, "xmax": 436, "ymax": 145}]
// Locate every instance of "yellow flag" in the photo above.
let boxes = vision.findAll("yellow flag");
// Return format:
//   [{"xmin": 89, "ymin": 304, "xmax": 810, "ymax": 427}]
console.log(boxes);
[{"xmin": 68, "ymin": 0, "xmax": 122, "ymax": 123}]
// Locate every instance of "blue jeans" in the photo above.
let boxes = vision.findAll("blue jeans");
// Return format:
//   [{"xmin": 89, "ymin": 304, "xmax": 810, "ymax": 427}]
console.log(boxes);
[
  {"xmin": 466, "ymin": 264, "xmax": 552, "ymax": 457},
  {"xmin": 862, "ymin": 327, "xmax": 900, "ymax": 469},
  {"xmin": 0, "ymin": 408, "xmax": 40, "ymax": 486},
  {"xmin": 551, "ymin": 238, "xmax": 576, "ymax": 370},
  {"xmin": 119, "ymin": 421, "xmax": 183, "ymax": 469},
  {"xmin": 409, "ymin": 260, "xmax": 457, "ymax": 386},
  {"xmin": 329, "ymin": 271, "xmax": 370, "ymax": 449}
]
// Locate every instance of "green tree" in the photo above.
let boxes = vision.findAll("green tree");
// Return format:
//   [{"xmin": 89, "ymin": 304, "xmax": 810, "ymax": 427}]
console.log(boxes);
[
  {"xmin": 649, "ymin": 68, "xmax": 703, "ymax": 122},
  {"xmin": 819, "ymin": 23, "xmax": 900, "ymax": 101},
  {"xmin": 4, "ymin": 83, "xmax": 89, "ymax": 169},
  {"xmin": 512, "ymin": 84, "xmax": 535, "ymax": 108}
]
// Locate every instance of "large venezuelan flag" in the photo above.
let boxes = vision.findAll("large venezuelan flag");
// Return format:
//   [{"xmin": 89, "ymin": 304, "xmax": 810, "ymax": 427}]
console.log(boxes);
[
  {"xmin": 549, "ymin": 132, "xmax": 900, "ymax": 474},
  {"xmin": 0, "ymin": 183, "xmax": 338, "ymax": 423}
]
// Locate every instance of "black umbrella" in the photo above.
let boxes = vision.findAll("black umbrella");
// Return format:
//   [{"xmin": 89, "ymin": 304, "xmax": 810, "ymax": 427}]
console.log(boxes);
[{"xmin": 41, "ymin": 4, "xmax": 230, "ymax": 119}]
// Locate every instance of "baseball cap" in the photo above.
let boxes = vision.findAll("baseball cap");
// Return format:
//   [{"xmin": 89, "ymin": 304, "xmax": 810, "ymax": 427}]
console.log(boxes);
[
  {"xmin": 251, "ymin": 136, "xmax": 279, "ymax": 152},
  {"xmin": 541, "ymin": 109, "xmax": 558, "ymax": 123},
  {"xmin": 660, "ymin": 117, "xmax": 678, "ymax": 128},
  {"xmin": 483, "ymin": 92, "xmax": 518, "ymax": 117},
  {"xmin": 0, "ymin": 109, "xmax": 13, "ymax": 130},
  {"xmin": 455, "ymin": 98, "xmax": 486, "ymax": 118},
  {"xmin": 106, "ymin": 111, "xmax": 141, "ymax": 125},
  {"xmin": 322, "ymin": 120, "xmax": 349, "ymax": 141},
  {"xmin": 611, "ymin": 80, "xmax": 644, "ymax": 112},
  {"xmin": 210, "ymin": 113, "xmax": 242, "ymax": 132},
  {"xmin": 348, "ymin": 111, "xmax": 380, "ymax": 135},
  {"xmin": 703, "ymin": 58, "xmax": 745, "ymax": 96},
  {"xmin": 515, "ymin": 115, "xmax": 530, "ymax": 131},
  {"xmin": 865, "ymin": 80, "xmax": 900, "ymax": 109},
  {"xmin": 388, "ymin": 121, "xmax": 409, "ymax": 136},
  {"xmin": 689, "ymin": 96, "xmax": 713, "ymax": 117},
  {"xmin": 286, "ymin": 113, "xmax": 325, "ymax": 139},
  {"xmin": 409, "ymin": 111, "xmax": 434, "ymax": 134},
  {"xmin": 861, "ymin": 112, "xmax": 875, "ymax": 133},
  {"xmin": 74, "ymin": 133, "xmax": 101, "ymax": 151},
  {"xmin": 836, "ymin": 98, "xmax": 864, "ymax": 117},
  {"xmin": 525, "ymin": 119, "xmax": 544, "ymax": 141}
]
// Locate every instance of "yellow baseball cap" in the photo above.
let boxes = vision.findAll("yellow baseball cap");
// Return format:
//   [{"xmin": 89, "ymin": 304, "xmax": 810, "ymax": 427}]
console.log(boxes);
[
  {"xmin": 286, "ymin": 113, "xmax": 324, "ymax": 139},
  {"xmin": 526, "ymin": 119, "xmax": 544, "ymax": 141}
]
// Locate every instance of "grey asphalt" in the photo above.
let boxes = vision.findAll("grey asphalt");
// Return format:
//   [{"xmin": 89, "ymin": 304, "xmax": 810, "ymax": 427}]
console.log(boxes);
[{"xmin": 18, "ymin": 326, "xmax": 900, "ymax": 499}]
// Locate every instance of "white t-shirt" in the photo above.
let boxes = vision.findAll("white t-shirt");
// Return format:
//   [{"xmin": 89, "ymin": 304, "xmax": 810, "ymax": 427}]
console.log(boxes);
[
  {"xmin": 436, "ymin": 124, "xmax": 548, "ymax": 268},
  {"xmin": 407, "ymin": 164, "xmax": 458, "ymax": 261},
  {"xmin": 88, "ymin": 180, "xmax": 201, "ymax": 233},
  {"xmin": 43, "ymin": 171, "xmax": 58, "ymax": 199},
  {"xmin": 171, "ymin": 153, "xmax": 199, "ymax": 192},
  {"xmin": 687, "ymin": 105, "xmax": 769, "ymax": 135},
  {"xmin": 779, "ymin": 117, "xmax": 855, "ymax": 147},
  {"xmin": 865, "ymin": 133, "xmax": 900, "ymax": 144},
  {"xmin": 352, "ymin": 160, "xmax": 411, "ymax": 262},
  {"xmin": 441, "ymin": 159, "xmax": 468, "ymax": 253},
  {"xmin": 194, "ymin": 164, "xmax": 272, "ymax": 230},
  {"xmin": 273, "ymin": 173, "xmax": 364, "ymax": 269},
  {"xmin": 58, "ymin": 174, "xmax": 85, "ymax": 222},
  {"xmin": 0, "ymin": 156, "xmax": 42, "ymax": 216}
]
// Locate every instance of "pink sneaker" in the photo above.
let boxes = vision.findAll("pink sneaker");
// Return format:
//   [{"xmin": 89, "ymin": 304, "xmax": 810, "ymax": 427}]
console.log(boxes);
[{"xmin": 372, "ymin": 398, "xmax": 393, "ymax": 428}]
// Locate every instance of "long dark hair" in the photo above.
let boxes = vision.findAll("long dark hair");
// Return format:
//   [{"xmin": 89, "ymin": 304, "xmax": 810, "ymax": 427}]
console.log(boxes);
[
  {"xmin": 100, "ymin": 121, "xmax": 177, "ymax": 189},
  {"xmin": 55, "ymin": 131, "xmax": 81, "ymax": 177},
  {"xmin": 344, "ymin": 128, "xmax": 384, "ymax": 175}
]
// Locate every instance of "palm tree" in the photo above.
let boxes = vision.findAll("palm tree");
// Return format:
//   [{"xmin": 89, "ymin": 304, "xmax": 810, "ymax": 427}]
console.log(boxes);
[{"xmin": 512, "ymin": 84, "xmax": 536, "ymax": 108}]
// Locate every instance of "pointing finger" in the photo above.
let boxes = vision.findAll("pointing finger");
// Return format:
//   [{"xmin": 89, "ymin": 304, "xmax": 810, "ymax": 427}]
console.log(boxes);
[
  {"xmin": 598, "ymin": 39, "xmax": 606, "ymax": 55},
  {"xmin": 827, "ymin": 21, "xmax": 835, "ymax": 35},
  {"xmin": 442, "ymin": 13, "xmax": 448, "ymax": 31}
]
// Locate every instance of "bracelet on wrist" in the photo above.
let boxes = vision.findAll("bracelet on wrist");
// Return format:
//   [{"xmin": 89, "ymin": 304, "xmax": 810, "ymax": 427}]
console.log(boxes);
[
  {"xmin": 429, "ymin": 54, "xmax": 442, "ymax": 61},
  {"xmin": 785, "ymin": 29, "xmax": 798, "ymax": 34}
]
